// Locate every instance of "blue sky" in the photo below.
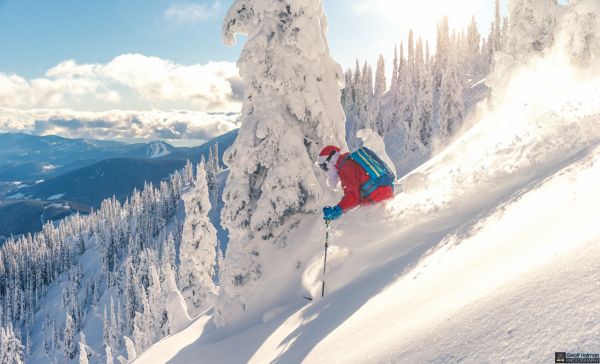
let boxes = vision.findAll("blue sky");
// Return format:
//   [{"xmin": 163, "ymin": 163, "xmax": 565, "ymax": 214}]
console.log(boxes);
[
  {"xmin": 0, "ymin": 0, "xmax": 503, "ymax": 78},
  {"xmin": 0, "ymin": 0, "xmax": 504, "ymax": 143}
]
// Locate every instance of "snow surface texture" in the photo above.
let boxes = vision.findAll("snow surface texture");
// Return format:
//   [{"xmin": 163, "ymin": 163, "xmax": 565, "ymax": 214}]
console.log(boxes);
[{"xmin": 136, "ymin": 4, "xmax": 600, "ymax": 362}]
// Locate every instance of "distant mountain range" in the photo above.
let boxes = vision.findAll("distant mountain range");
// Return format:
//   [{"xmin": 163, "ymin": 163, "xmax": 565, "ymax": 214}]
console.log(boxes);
[
  {"xmin": 0, "ymin": 130, "xmax": 238, "ymax": 242},
  {"xmin": 0, "ymin": 199, "xmax": 90, "ymax": 242},
  {"xmin": 0, "ymin": 132, "xmax": 178, "ymax": 181}
]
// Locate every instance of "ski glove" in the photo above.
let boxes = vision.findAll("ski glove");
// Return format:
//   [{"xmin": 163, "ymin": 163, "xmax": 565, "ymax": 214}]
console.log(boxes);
[{"xmin": 323, "ymin": 205, "xmax": 343, "ymax": 221}]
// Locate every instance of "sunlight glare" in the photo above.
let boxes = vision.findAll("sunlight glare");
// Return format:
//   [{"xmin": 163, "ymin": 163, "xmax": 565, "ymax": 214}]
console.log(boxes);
[{"xmin": 369, "ymin": 0, "xmax": 488, "ymax": 41}]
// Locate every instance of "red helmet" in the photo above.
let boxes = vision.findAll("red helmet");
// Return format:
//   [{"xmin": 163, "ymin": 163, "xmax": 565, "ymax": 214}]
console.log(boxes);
[
  {"xmin": 317, "ymin": 146, "xmax": 341, "ymax": 171},
  {"xmin": 319, "ymin": 145, "xmax": 341, "ymax": 157}
]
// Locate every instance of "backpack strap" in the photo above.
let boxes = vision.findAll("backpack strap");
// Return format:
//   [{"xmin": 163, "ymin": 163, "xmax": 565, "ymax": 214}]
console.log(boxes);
[
  {"xmin": 337, "ymin": 154, "xmax": 351, "ymax": 169},
  {"xmin": 360, "ymin": 180, "xmax": 379, "ymax": 198}
]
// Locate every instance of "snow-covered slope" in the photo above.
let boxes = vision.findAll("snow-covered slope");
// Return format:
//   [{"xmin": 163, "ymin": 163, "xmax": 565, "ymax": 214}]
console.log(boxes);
[
  {"xmin": 146, "ymin": 141, "xmax": 173, "ymax": 159},
  {"xmin": 134, "ymin": 52, "xmax": 600, "ymax": 363}
]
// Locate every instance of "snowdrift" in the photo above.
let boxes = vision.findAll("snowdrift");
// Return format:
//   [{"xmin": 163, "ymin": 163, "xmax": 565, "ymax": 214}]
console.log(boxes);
[{"xmin": 134, "ymin": 43, "xmax": 600, "ymax": 362}]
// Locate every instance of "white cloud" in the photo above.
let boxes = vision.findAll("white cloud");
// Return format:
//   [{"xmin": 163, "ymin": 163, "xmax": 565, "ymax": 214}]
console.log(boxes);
[
  {"xmin": 0, "ymin": 54, "xmax": 242, "ymax": 112},
  {"xmin": 0, "ymin": 107, "xmax": 240, "ymax": 144},
  {"xmin": 96, "ymin": 90, "xmax": 122, "ymax": 103},
  {"xmin": 164, "ymin": 2, "xmax": 219, "ymax": 25}
]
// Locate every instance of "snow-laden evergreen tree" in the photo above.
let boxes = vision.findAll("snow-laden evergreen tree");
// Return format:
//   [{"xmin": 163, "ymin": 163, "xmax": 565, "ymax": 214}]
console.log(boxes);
[
  {"xmin": 124, "ymin": 336, "xmax": 137, "ymax": 362},
  {"xmin": 360, "ymin": 62, "xmax": 375, "ymax": 133},
  {"xmin": 79, "ymin": 332, "xmax": 88, "ymax": 364},
  {"xmin": 507, "ymin": 0, "xmax": 559, "ymax": 56},
  {"xmin": 347, "ymin": 60, "xmax": 364, "ymax": 146},
  {"xmin": 557, "ymin": 0, "xmax": 600, "ymax": 66},
  {"xmin": 434, "ymin": 17, "xmax": 451, "ymax": 92},
  {"xmin": 105, "ymin": 345, "xmax": 114, "ymax": 364},
  {"xmin": 206, "ymin": 143, "xmax": 221, "ymax": 205},
  {"xmin": 374, "ymin": 54, "xmax": 387, "ymax": 135},
  {"xmin": 0, "ymin": 324, "xmax": 24, "ymax": 364},
  {"xmin": 183, "ymin": 160, "xmax": 194, "ymax": 186},
  {"xmin": 414, "ymin": 37, "xmax": 434, "ymax": 149},
  {"xmin": 219, "ymin": 0, "xmax": 346, "ymax": 328},
  {"xmin": 161, "ymin": 233, "xmax": 178, "ymax": 292},
  {"xmin": 398, "ymin": 44, "xmax": 415, "ymax": 146},
  {"xmin": 63, "ymin": 313, "xmax": 77, "ymax": 360},
  {"xmin": 439, "ymin": 53, "xmax": 465, "ymax": 140},
  {"xmin": 466, "ymin": 16, "xmax": 482, "ymax": 80},
  {"xmin": 493, "ymin": 0, "xmax": 504, "ymax": 52},
  {"xmin": 178, "ymin": 161, "xmax": 217, "ymax": 318}
]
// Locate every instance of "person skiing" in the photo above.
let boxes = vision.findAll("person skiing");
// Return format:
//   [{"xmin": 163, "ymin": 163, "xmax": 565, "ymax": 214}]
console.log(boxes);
[{"xmin": 317, "ymin": 145, "xmax": 394, "ymax": 221}]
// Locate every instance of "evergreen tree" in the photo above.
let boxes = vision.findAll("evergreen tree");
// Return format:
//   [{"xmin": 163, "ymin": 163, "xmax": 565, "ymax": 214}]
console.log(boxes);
[
  {"xmin": 434, "ymin": 17, "xmax": 451, "ymax": 92},
  {"xmin": 439, "ymin": 53, "xmax": 465, "ymax": 140},
  {"xmin": 0, "ymin": 324, "xmax": 24, "ymax": 364},
  {"xmin": 178, "ymin": 161, "xmax": 217, "ymax": 317},
  {"xmin": 493, "ymin": 0, "xmax": 503, "ymax": 52},
  {"xmin": 507, "ymin": 0, "xmax": 558, "ymax": 56},
  {"xmin": 79, "ymin": 332, "xmax": 89, "ymax": 364},
  {"xmin": 374, "ymin": 54, "xmax": 387, "ymax": 135},
  {"xmin": 219, "ymin": 0, "xmax": 347, "ymax": 328},
  {"xmin": 63, "ymin": 313, "xmax": 77, "ymax": 359},
  {"xmin": 105, "ymin": 345, "xmax": 114, "ymax": 364},
  {"xmin": 414, "ymin": 38, "xmax": 434, "ymax": 149},
  {"xmin": 466, "ymin": 16, "xmax": 482, "ymax": 80}
]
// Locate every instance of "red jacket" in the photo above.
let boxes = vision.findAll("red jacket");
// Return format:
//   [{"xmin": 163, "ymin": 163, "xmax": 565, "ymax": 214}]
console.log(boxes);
[{"xmin": 336, "ymin": 153, "xmax": 394, "ymax": 212}]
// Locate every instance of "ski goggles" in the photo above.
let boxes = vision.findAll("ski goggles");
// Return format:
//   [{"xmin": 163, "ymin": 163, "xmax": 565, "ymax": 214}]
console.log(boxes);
[{"xmin": 318, "ymin": 150, "xmax": 337, "ymax": 172}]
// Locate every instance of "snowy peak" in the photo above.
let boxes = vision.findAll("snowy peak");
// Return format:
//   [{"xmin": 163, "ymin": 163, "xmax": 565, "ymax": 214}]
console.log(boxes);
[{"xmin": 146, "ymin": 141, "xmax": 174, "ymax": 159}]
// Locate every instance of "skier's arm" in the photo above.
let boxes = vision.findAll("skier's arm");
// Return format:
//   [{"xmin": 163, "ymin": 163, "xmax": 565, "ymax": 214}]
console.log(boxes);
[{"xmin": 337, "ymin": 162, "xmax": 361, "ymax": 212}]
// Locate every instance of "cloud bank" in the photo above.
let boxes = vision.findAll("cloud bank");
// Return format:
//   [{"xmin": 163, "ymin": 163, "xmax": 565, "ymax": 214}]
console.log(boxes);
[
  {"xmin": 164, "ymin": 2, "xmax": 221, "ymax": 25},
  {"xmin": 0, "ymin": 108, "xmax": 240, "ymax": 145},
  {"xmin": 0, "ymin": 54, "xmax": 243, "ymax": 112}
]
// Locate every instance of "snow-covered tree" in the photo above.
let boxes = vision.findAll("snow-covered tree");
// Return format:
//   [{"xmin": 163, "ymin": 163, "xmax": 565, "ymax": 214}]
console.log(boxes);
[
  {"xmin": 124, "ymin": 336, "xmax": 137, "ymax": 362},
  {"xmin": 414, "ymin": 38, "xmax": 434, "ymax": 149},
  {"xmin": 466, "ymin": 16, "xmax": 482, "ymax": 79},
  {"xmin": 0, "ymin": 324, "xmax": 24, "ymax": 364},
  {"xmin": 63, "ymin": 313, "xmax": 77, "ymax": 359},
  {"xmin": 219, "ymin": 0, "xmax": 347, "ymax": 328},
  {"xmin": 79, "ymin": 332, "xmax": 89, "ymax": 364},
  {"xmin": 161, "ymin": 233, "xmax": 178, "ymax": 292},
  {"xmin": 493, "ymin": 0, "xmax": 504, "ymax": 52},
  {"xmin": 178, "ymin": 161, "xmax": 217, "ymax": 317},
  {"xmin": 374, "ymin": 54, "xmax": 386, "ymax": 135},
  {"xmin": 439, "ymin": 53, "xmax": 465, "ymax": 140},
  {"xmin": 507, "ymin": 0, "xmax": 559, "ymax": 56},
  {"xmin": 207, "ymin": 143, "xmax": 221, "ymax": 205},
  {"xmin": 434, "ymin": 17, "xmax": 451, "ymax": 92},
  {"xmin": 182, "ymin": 160, "xmax": 194, "ymax": 186},
  {"xmin": 105, "ymin": 345, "xmax": 114, "ymax": 364},
  {"xmin": 557, "ymin": 0, "xmax": 600, "ymax": 66}
]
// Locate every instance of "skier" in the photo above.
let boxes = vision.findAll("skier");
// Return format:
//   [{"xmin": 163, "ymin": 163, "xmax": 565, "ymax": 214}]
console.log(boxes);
[{"xmin": 317, "ymin": 145, "xmax": 395, "ymax": 221}]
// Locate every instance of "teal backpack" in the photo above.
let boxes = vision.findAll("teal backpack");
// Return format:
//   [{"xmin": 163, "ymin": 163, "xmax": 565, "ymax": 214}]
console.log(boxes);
[{"xmin": 340, "ymin": 147, "xmax": 395, "ymax": 198}]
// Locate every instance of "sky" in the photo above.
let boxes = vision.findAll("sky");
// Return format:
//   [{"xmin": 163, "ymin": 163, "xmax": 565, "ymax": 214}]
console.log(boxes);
[{"xmin": 0, "ymin": 0, "xmax": 504, "ymax": 144}]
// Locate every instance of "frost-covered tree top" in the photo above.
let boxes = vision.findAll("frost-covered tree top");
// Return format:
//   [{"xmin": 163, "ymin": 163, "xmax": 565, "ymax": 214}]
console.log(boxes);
[
  {"xmin": 507, "ymin": 0, "xmax": 559, "ymax": 56},
  {"xmin": 221, "ymin": 0, "xmax": 346, "ymax": 236},
  {"xmin": 556, "ymin": 0, "xmax": 600, "ymax": 65}
]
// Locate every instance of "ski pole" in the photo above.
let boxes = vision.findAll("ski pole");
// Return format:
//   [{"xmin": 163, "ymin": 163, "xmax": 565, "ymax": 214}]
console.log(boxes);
[{"xmin": 321, "ymin": 219, "xmax": 330, "ymax": 297}]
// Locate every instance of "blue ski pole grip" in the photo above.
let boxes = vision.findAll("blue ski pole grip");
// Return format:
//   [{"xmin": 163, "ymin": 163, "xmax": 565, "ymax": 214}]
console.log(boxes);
[{"xmin": 323, "ymin": 205, "xmax": 342, "ymax": 221}]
